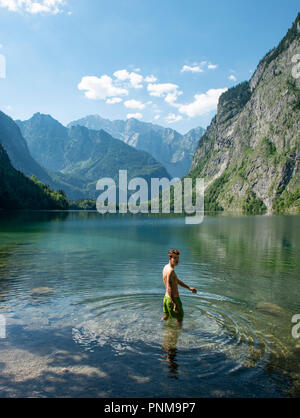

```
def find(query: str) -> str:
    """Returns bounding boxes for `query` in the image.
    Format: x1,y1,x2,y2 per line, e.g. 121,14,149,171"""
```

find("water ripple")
71,291,289,377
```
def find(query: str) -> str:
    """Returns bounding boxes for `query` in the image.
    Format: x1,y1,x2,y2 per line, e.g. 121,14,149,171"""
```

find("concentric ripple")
71,291,289,372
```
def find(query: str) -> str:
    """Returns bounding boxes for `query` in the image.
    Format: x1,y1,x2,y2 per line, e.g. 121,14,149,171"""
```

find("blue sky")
0,0,299,133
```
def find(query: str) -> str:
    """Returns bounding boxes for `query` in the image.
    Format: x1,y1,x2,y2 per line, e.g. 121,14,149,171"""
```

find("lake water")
0,211,299,398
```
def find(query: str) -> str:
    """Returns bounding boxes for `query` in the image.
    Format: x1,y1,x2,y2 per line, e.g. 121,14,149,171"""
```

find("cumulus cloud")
145,74,158,83
126,113,142,120
147,82,179,97
165,113,183,124
147,82,183,106
78,75,128,100
207,63,218,69
177,88,227,117
114,69,143,89
124,99,146,110
0,0,66,14
165,91,183,105
106,97,123,104
181,64,204,73
181,61,218,73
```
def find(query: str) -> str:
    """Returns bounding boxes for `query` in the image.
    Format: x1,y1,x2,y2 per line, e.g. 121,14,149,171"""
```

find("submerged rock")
256,302,287,317
31,287,56,296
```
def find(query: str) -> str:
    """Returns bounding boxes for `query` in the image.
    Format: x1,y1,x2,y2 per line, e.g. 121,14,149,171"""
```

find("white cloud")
106,97,123,104
145,74,158,83
78,75,128,100
147,82,180,98
124,99,146,110
153,114,160,120
126,113,142,120
128,72,143,89
113,69,128,81
181,61,218,73
114,69,143,89
228,74,237,82
181,65,204,73
0,0,66,14
165,91,183,105
147,82,183,106
165,113,183,124
147,83,183,107
177,88,227,117
207,63,218,70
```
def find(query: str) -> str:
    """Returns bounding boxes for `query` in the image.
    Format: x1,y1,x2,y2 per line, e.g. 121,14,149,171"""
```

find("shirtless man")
162,249,197,323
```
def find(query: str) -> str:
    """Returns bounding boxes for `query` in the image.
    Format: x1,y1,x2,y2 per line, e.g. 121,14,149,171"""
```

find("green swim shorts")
163,296,184,319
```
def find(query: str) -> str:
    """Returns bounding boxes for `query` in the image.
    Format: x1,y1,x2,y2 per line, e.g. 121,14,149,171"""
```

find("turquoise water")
0,211,299,397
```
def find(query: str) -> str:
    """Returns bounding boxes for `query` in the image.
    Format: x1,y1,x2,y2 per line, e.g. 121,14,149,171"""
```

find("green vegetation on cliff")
187,13,300,215
0,144,69,211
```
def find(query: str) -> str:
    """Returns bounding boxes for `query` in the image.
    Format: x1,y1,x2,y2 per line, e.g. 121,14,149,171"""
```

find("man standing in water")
163,249,197,323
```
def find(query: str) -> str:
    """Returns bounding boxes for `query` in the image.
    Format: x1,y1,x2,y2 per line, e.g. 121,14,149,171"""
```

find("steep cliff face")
189,14,300,214
0,111,53,185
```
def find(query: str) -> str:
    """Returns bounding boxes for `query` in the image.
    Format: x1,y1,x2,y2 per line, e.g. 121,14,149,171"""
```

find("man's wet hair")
168,249,180,258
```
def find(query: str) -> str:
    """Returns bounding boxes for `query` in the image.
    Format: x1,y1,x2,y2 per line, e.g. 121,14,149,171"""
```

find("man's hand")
190,287,197,294
173,304,179,313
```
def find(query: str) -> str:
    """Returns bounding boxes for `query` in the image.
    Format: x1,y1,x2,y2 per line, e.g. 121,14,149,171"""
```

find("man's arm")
178,279,197,293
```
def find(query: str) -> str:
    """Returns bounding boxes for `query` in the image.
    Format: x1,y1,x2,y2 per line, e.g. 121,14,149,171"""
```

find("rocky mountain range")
1,13,299,214
68,116,205,178
16,113,171,200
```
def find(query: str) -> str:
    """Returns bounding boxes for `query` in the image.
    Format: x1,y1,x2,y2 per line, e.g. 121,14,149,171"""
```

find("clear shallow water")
0,211,299,397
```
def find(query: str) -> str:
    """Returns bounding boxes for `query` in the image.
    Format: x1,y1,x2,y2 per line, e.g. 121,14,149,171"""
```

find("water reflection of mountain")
0,212,69,303
180,215,300,396
181,215,300,311
0,244,17,304
0,211,69,226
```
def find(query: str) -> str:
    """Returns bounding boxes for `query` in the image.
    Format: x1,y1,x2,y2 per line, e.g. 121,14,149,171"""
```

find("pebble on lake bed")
30,287,56,296
256,302,287,317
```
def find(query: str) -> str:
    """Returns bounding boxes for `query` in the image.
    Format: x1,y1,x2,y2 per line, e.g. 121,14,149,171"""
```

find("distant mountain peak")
68,114,205,178
16,112,171,200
